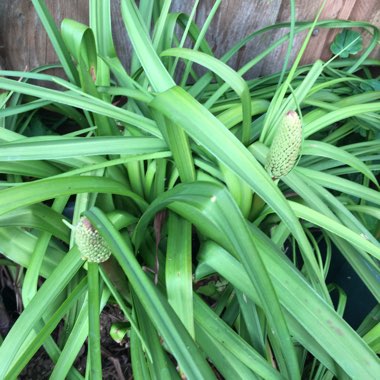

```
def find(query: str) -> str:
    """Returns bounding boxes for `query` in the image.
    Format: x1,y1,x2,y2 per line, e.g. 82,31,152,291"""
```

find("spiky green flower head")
265,110,302,179
75,217,112,263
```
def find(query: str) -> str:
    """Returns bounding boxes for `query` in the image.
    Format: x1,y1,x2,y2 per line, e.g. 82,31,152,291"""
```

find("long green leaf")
161,48,251,144
133,181,300,379
302,140,378,185
0,204,69,242
166,212,194,337
0,176,147,217
194,294,282,380
0,227,64,276
150,85,327,296
0,136,167,160
288,201,380,260
31,0,79,83
197,241,380,379
298,168,380,205
87,263,102,378
0,78,160,137
0,248,83,378
121,0,195,183
85,207,217,380
6,278,87,379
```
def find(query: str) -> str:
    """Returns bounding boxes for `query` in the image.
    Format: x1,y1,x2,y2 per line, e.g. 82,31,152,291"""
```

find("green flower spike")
265,110,302,179
74,217,112,263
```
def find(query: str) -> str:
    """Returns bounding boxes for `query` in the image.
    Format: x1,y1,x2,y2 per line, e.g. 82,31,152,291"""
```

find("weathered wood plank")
303,0,367,64
192,0,283,77
1,0,379,77
349,0,380,60
258,0,322,76
301,0,357,64
111,0,130,68
1,0,89,71
0,0,6,69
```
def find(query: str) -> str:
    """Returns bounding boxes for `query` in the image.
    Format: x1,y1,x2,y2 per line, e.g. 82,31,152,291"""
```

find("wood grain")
258,0,322,76
349,0,380,60
1,0,88,71
1,0,379,77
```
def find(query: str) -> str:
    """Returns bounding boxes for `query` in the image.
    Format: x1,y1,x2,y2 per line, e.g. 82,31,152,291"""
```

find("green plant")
330,29,363,58
0,0,379,379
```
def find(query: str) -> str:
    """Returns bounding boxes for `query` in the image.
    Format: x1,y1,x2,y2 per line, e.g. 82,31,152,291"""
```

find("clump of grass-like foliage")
0,0,379,379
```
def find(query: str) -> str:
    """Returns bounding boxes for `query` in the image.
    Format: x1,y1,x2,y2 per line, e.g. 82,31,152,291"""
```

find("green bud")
75,217,111,263
265,110,302,179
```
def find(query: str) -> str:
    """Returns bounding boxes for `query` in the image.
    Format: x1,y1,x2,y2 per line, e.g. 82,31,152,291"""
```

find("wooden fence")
1,0,379,77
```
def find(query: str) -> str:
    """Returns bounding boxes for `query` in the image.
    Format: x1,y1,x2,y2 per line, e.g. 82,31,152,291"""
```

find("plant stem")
87,262,102,379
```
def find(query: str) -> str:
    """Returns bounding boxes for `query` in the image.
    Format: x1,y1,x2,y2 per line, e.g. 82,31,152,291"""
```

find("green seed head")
75,217,112,263
265,110,302,179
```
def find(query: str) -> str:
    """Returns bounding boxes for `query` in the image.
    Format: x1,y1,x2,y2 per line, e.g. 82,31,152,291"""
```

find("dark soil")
18,305,132,380
0,264,132,380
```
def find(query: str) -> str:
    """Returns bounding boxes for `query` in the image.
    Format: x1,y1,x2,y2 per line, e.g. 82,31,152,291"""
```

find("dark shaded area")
326,246,377,329
282,233,377,330
18,304,132,379
0,277,132,380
